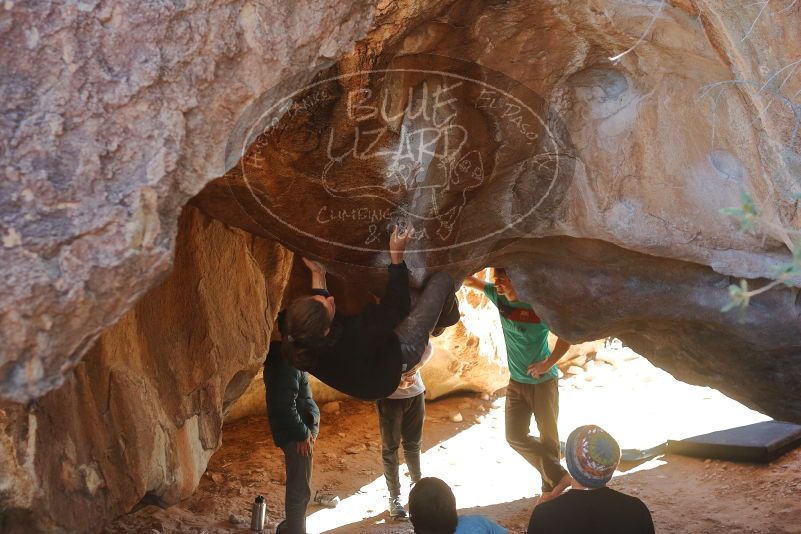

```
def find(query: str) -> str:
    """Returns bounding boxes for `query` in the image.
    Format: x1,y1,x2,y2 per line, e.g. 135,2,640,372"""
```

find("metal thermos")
250,495,267,532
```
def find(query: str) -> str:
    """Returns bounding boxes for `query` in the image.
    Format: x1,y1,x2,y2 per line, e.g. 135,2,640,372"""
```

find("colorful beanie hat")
565,425,621,489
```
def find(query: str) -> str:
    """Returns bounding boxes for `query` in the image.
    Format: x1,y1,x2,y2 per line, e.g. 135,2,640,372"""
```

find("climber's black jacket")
306,262,410,401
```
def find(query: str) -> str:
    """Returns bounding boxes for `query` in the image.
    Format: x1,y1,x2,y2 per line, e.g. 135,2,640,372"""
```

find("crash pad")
666,421,801,463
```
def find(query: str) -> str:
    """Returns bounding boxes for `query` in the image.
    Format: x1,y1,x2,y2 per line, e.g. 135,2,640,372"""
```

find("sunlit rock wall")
0,207,292,533
0,0,376,402
3,0,801,531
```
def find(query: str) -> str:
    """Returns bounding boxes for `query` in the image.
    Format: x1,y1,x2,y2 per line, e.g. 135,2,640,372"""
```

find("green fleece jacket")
264,341,320,448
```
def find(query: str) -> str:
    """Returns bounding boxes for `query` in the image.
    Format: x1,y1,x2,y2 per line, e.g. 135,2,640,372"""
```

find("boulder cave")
1,0,800,532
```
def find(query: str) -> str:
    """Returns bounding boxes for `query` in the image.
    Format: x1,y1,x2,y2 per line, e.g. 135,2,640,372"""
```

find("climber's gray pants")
394,272,455,371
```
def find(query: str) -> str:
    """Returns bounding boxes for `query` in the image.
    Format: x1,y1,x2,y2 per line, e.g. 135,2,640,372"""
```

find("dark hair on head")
494,267,508,277
408,477,458,534
280,296,331,370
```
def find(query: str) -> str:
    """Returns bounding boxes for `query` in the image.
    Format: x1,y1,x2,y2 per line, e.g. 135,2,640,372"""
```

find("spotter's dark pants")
376,393,425,498
276,443,313,534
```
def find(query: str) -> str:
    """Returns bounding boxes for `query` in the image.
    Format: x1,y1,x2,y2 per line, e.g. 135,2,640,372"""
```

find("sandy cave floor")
106,350,801,534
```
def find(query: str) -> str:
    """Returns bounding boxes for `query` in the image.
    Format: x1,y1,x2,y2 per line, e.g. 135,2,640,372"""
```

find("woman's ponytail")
279,296,330,370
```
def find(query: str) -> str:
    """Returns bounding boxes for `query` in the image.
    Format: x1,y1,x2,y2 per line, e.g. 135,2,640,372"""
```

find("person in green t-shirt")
464,268,573,503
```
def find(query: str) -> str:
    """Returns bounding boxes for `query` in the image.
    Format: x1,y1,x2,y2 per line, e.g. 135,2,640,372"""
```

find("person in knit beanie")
566,424,621,488
527,425,655,534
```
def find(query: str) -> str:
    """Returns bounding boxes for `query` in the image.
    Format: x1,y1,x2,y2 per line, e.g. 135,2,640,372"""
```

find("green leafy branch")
720,192,801,320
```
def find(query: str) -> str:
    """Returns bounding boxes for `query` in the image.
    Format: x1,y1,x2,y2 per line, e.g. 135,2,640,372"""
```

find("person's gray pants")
505,379,567,492
277,443,313,534
376,393,425,498
394,272,455,371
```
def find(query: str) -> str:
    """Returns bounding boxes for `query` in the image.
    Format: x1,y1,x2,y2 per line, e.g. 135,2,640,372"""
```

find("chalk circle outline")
234,59,569,254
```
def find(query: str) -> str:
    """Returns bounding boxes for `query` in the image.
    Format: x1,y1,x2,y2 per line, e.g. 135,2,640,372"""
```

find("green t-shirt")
484,284,557,384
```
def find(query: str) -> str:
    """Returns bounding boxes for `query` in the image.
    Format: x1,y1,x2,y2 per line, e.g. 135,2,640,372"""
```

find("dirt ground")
107,352,801,534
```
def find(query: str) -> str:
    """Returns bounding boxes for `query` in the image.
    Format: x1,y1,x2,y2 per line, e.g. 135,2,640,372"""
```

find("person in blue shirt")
409,477,507,533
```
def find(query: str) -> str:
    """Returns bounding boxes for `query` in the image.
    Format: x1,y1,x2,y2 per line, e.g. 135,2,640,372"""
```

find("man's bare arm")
550,338,571,362
398,343,434,388
302,257,327,290
462,276,487,291
528,337,572,377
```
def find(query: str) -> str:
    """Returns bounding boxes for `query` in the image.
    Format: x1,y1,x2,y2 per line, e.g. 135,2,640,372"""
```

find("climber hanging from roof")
277,221,460,401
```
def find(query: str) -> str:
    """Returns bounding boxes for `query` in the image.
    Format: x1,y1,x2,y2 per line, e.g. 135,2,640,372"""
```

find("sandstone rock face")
195,0,801,421
495,237,801,421
2,0,801,530
0,207,292,533
421,286,512,400
0,0,376,402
